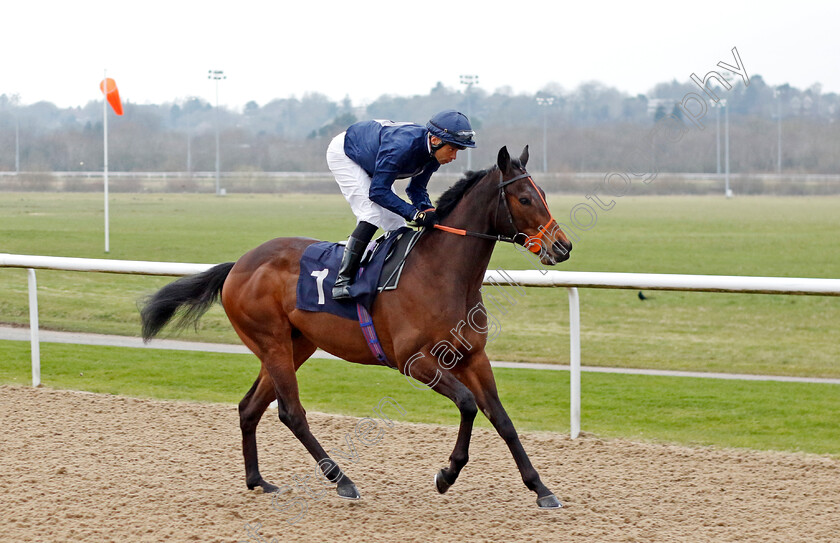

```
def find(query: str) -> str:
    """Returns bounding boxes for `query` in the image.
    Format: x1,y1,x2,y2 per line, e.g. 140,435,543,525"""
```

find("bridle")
434,167,559,254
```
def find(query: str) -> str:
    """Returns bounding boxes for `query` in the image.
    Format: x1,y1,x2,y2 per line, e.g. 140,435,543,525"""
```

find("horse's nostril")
553,240,572,256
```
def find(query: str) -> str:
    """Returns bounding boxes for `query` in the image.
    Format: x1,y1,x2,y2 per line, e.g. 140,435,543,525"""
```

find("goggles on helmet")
428,120,476,146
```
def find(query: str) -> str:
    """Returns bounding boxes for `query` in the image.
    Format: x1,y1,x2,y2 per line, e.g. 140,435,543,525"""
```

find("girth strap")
356,303,395,368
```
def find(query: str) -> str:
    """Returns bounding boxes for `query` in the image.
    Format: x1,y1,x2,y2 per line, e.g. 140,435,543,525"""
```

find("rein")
432,170,558,254
433,224,517,244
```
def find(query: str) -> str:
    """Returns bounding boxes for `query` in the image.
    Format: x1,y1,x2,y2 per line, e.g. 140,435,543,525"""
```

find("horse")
140,145,573,509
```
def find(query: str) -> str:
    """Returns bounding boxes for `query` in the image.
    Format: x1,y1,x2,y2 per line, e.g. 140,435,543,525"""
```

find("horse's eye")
519,198,531,205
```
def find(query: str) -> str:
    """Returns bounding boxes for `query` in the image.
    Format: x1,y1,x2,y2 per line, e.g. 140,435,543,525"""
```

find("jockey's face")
431,136,462,165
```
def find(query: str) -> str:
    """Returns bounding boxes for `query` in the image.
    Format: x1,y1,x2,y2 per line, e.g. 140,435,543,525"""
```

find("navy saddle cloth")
295,227,421,321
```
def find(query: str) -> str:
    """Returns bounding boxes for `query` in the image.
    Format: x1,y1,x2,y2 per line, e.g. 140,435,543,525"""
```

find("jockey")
326,109,476,300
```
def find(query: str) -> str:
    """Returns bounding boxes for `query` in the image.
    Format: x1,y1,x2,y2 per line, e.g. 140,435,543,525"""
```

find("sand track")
1,385,837,542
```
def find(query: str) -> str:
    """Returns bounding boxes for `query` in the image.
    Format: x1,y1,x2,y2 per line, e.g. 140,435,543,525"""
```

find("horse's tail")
140,262,235,342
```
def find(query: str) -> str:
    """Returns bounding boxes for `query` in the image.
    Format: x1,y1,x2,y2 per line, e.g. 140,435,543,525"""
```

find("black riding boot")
332,222,377,301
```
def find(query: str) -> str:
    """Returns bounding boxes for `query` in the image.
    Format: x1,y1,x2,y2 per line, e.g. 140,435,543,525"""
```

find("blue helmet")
426,110,476,149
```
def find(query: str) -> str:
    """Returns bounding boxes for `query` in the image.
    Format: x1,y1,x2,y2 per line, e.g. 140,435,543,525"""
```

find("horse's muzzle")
540,239,572,265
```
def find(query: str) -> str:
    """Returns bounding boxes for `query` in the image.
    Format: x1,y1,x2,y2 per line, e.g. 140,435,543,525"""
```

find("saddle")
374,227,424,292
295,227,423,321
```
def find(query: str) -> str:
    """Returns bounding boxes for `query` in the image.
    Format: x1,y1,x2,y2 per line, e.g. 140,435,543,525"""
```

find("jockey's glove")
408,208,439,229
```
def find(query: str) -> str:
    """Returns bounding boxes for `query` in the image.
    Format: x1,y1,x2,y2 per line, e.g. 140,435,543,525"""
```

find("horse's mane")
435,159,523,219
436,169,488,219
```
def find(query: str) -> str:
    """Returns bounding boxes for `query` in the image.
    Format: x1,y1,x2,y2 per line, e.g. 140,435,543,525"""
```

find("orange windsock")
99,78,124,116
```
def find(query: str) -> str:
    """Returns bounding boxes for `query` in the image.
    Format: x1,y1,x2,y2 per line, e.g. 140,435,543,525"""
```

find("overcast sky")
4,0,838,110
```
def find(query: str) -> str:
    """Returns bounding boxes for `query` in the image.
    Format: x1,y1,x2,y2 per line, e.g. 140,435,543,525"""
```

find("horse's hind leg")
259,336,361,500
239,368,279,492
239,336,349,495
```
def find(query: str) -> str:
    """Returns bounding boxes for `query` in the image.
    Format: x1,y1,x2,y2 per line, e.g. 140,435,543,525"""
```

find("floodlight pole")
185,97,196,176
775,87,782,174
460,74,478,171
723,98,731,198
536,96,555,173
715,101,721,175
714,72,736,198
208,70,226,196
15,117,20,174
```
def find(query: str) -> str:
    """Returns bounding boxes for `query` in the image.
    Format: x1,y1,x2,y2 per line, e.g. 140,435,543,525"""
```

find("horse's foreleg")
403,354,478,494
458,356,562,509
239,369,278,492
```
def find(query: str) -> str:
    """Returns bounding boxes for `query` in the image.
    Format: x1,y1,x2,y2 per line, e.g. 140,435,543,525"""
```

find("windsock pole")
103,69,110,253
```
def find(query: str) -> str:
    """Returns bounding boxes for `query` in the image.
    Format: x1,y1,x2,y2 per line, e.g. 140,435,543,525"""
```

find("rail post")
27,268,41,387
568,287,581,438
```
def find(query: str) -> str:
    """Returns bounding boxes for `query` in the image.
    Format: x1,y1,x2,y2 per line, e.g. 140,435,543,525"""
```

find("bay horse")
140,146,572,508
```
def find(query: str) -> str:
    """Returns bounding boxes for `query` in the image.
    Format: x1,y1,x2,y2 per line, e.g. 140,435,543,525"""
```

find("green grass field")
1,342,837,456
1,192,839,455
2,192,839,376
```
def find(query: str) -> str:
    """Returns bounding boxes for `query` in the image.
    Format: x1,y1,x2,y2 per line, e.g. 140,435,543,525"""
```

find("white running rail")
3,252,840,438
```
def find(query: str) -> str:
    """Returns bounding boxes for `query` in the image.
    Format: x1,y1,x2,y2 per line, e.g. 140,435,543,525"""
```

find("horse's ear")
497,146,511,173
520,145,529,168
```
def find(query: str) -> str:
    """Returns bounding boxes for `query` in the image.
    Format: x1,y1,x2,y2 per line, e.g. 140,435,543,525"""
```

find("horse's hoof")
434,469,452,494
337,483,361,500
536,493,563,509
247,479,279,494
